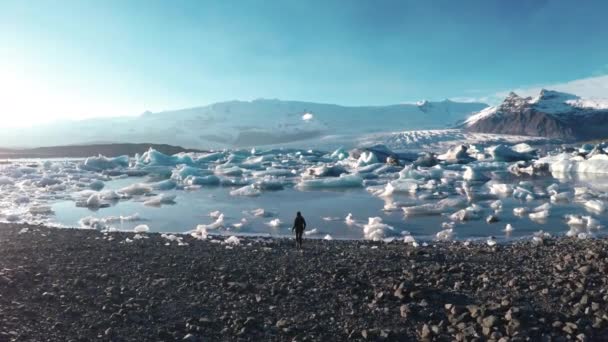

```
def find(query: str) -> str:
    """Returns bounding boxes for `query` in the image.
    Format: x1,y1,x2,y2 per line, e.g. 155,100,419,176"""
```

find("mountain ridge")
464,89,608,140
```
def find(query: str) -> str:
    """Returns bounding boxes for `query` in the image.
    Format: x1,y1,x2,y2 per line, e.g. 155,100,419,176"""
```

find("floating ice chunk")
230,185,261,197
150,179,177,191
119,183,153,196
100,190,121,201
252,168,293,177
0,177,13,186
532,230,550,245
463,166,489,181
185,175,220,186
403,234,416,245
584,216,603,229
133,234,145,240
254,178,284,191
297,174,363,189
442,221,455,230
487,144,534,162
450,204,483,222
529,210,549,222
490,200,503,210
133,224,150,233
144,194,176,206
486,236,497,247
197,214,224,230
18,227,29,234
250,208,273,217
437,145,475,164
86,193,103,208
81,155,129,171
138,148,194,166
584,199,605,213
304,164,347,178
376,179,418,197
513,207,528,216
304,228,318,236
362,217,394,241
511,143,536,154
550,192,570,203
436,228,454,241
209,210,222,219
345,213,357,226
215,165,243,177
124,238,133,243
323,234,333,241
266,218,282,228
534,203,552,212
489,183,514,196
171,165,213,181
322,216,341,221
36,177,61,187
330,147,348,160
356,151,378,167
191,227,208,240
302,112,314,121
486,215,499,223
232,218,248,229
504,224,514,233
224,236,241,245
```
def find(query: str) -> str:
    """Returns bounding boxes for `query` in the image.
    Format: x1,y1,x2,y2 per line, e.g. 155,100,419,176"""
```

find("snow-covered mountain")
464,90,608,140
1,99,487,149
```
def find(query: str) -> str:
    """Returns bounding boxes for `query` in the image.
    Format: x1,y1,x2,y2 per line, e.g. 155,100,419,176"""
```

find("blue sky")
1,0,608,125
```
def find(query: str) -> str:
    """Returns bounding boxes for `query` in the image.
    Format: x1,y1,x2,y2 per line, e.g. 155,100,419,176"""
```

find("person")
292,211,306,249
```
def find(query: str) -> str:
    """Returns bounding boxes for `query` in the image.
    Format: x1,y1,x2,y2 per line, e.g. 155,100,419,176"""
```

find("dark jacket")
293,216,306,231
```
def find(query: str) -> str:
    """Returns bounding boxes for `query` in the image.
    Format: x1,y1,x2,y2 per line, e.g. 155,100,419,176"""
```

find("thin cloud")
454,74,608,106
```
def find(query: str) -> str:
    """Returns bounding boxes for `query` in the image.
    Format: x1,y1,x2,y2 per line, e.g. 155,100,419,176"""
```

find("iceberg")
266,218,282,228
133,224,150,233
436,228,454,241
81,155,129,171
143,194,176,206
119,183,153,196
185,175,220,186
362,217,394,241
230,185,261,197
584,199,606,213
138,148,195,166
297,174,363,189
487,144,534,162
197,214,224,230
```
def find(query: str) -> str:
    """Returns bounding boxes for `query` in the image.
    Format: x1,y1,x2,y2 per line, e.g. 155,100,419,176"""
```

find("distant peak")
536,89,579,102
505,91,520,99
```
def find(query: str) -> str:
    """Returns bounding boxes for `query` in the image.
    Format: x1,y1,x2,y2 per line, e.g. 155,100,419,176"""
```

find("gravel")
1,223,608,341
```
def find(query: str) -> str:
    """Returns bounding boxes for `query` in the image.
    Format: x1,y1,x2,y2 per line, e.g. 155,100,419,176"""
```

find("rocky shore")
1,223,607,341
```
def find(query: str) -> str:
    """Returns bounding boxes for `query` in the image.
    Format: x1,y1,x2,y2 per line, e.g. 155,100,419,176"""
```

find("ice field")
2,134,608,244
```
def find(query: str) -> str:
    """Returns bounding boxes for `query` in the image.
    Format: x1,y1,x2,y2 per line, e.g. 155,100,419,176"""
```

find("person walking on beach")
292,211,306,249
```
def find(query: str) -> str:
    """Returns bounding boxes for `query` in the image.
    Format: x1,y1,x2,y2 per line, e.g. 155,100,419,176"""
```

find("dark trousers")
295,228,304,248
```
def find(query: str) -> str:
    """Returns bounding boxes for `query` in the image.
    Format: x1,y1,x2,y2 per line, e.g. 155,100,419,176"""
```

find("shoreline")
1,222,607,341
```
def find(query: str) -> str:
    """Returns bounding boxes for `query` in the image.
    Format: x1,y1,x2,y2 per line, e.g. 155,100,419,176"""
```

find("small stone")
420,324,431,338
394,287,406,300
276,319,289,329
400,305,410,318
482,315,497,328
467,305,481,318
578,265,591,275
